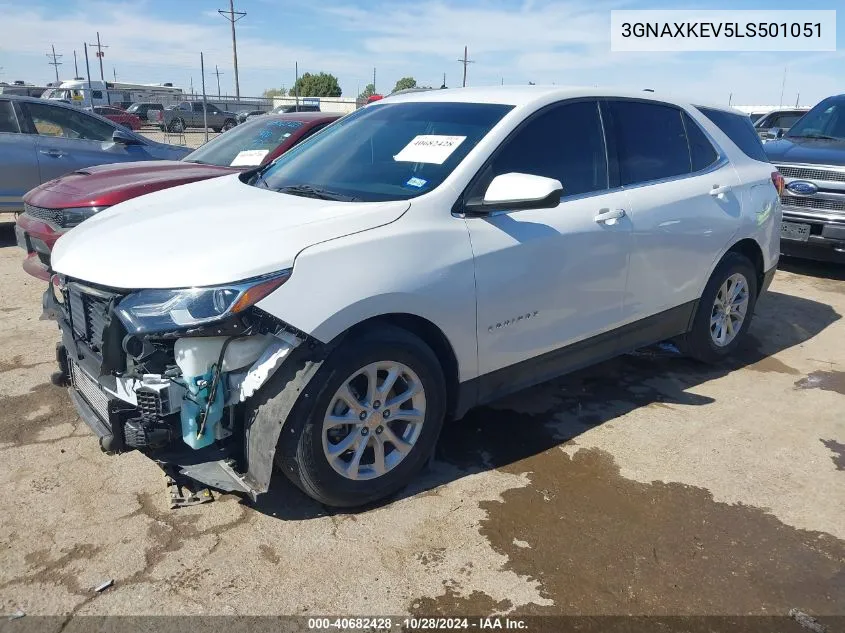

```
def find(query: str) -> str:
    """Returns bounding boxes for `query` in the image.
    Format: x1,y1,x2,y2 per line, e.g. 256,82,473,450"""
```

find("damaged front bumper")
44,277,308,499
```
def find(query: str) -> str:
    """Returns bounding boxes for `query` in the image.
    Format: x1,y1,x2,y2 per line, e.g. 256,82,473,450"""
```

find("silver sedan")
0,95,191,214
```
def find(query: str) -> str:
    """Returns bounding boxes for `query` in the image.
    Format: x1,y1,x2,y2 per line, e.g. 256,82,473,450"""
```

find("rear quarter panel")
691,109,781,282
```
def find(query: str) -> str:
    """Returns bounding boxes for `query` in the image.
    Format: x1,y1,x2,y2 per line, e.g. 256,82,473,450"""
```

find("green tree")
288,72,342,98
391,76,417,93
358,83,376,100
262,87,284,98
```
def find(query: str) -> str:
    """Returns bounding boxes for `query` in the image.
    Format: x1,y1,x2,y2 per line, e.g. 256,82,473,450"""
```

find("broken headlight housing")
115,270,291,334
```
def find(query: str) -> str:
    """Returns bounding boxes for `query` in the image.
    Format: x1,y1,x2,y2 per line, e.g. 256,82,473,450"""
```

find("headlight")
63,206,109,227
115,270,291,334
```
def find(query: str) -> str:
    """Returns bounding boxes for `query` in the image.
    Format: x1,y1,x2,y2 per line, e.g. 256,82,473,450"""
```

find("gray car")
158,102,238,133
0,95,191,214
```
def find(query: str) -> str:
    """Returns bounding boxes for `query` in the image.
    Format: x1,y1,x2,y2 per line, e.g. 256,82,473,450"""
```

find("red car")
16,112,340,280
92,106,143,131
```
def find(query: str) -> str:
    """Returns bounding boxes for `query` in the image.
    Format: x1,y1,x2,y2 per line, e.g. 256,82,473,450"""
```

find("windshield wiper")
276,184,359,201
790,133,839,140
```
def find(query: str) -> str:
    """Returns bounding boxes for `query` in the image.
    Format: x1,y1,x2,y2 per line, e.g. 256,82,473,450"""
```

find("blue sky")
0,0,842,106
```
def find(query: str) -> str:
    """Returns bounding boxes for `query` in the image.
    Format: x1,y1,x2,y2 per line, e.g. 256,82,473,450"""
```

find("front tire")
221,119,235,131
261,326,447,507
168,118,185,133
679,252,758,363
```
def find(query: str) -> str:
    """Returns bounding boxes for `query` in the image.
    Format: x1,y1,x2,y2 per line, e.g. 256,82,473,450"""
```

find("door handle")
594,208,626,224
710,184,732,197
39,149,66,158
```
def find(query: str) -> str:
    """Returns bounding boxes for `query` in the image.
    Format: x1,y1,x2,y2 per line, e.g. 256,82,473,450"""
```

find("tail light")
771,171,785,196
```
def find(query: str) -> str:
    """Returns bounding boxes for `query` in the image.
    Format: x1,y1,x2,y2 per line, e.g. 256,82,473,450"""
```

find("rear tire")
678,252,758,363
168,118,185,133
259,325,446,508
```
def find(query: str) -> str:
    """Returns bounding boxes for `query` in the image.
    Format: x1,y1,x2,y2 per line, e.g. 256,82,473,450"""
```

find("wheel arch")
343,313,462,419
725,237,765,292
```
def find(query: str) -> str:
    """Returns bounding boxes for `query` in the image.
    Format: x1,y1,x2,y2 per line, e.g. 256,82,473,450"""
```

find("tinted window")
0,100,19,133
23,102,115,141
787,97,845,140
773,113,804,129
258,102,513,202
697,106,768,162
608,101,690,185
91,90,103,99
683,112,719,172
185,117,307,167
478,100,607,198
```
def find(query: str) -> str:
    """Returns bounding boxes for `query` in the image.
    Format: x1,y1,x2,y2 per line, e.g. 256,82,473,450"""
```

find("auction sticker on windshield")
394,135,466,165
231,149,270,166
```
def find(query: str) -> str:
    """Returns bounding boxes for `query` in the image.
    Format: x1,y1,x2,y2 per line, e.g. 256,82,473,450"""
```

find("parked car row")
16,111,340,279
13,86,790,511
0,95,190,216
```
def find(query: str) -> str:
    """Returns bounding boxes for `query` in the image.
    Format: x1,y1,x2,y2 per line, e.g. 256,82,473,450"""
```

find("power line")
457,46,474,88
218,0,245,102
46,44,63,85
213,65,224,99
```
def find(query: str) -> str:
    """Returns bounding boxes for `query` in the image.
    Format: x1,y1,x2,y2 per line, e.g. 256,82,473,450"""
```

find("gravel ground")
0,219,843,623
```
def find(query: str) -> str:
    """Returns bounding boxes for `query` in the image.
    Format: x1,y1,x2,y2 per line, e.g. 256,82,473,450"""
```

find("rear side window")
683,112,719,172
696,106,768,162
607,100,690,185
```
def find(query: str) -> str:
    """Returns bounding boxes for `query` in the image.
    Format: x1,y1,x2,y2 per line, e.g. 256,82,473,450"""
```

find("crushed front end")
43,271,307,499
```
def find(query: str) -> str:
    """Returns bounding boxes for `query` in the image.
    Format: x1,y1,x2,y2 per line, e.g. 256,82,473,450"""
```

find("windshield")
254,101,514,202
184,116,306,167
787,97,845,140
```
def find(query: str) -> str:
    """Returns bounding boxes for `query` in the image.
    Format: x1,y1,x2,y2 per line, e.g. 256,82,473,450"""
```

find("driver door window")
474,100,609,199
23,102,114,141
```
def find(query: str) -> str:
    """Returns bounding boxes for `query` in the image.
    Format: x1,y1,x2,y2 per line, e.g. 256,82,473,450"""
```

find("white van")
42,80,183,109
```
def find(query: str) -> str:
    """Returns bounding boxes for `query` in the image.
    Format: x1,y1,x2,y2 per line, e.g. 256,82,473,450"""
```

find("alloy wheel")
322,361,426,481
710,272,749,347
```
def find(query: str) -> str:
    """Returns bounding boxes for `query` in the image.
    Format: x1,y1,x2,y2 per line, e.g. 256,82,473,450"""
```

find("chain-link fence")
139,129,221,149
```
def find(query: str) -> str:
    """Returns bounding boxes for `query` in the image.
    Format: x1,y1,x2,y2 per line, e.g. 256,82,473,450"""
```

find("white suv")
47,87,782,507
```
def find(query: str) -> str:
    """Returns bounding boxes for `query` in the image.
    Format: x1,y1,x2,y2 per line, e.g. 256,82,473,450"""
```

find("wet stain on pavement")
821,439,845,471
0,354,48,373
795,370,845,396
0,382,77,446
258,544,281,564
422,443,845,616
0,544,101,596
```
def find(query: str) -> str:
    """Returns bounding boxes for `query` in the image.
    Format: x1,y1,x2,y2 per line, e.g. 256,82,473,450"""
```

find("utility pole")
73,50,79,79
441,72,446,89
87,32,108,82
113,67,117,82
46,45,63,85
213,65,224,99
83,44,94,108
200,52,209,144
295,61,299,107
779,65,787,107
457,46,474,87
373,67,376,94
218,0,245,102
87,32,110,103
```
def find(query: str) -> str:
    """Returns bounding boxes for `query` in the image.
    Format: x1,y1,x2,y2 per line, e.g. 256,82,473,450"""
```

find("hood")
51,174,411,289
764,136,845,166
25,161,236,209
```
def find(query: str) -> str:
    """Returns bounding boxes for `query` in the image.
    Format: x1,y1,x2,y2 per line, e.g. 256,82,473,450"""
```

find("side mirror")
766,127,784,140
112,129,142,145
464,173,563,215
